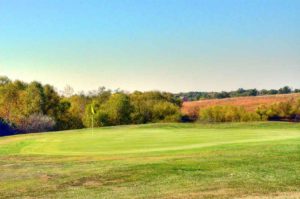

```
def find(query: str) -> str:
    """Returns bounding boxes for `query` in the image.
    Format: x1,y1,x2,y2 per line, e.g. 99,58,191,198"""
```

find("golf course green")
0,122,300,198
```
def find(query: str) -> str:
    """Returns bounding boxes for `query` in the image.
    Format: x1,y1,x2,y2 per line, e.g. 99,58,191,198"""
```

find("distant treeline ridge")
175,87,300,101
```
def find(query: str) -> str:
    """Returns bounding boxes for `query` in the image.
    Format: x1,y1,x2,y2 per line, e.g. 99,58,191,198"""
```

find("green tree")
66,95,89,128
0,81,25,125
104,93,132,125
43,84,61,119
152,101,181,122
278,86,292,94
21,82,45,117
0,76,11,86
130,91,153,124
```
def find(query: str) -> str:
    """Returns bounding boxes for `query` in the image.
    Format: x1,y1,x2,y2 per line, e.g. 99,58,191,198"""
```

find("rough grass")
181,93,300,116
0,122,300,198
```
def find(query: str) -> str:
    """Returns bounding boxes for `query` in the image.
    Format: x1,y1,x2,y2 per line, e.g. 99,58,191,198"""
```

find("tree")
237,88,246,95
269,89,279,95
129,91,182,123
130,91,153,124
0,81,24,125
21,81,45,117
248,89,258,96
0,76,11,86
66,95,89,128
260,89,269,95
104,93,132,125
54,100,72,130
152,101,181,122
278,86,292,94
43,84,61,118
294,89,300,93
95,110,110,127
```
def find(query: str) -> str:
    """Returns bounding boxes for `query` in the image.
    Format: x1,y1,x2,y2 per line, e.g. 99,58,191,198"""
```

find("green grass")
0,122,300,198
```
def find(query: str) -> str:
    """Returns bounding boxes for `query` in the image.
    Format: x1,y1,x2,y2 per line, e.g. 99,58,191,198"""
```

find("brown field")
181,93,300,116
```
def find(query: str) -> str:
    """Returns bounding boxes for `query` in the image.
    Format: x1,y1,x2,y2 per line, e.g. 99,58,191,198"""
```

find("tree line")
176,86,300,101
1,76,300,136
198,99,300,123
0,76,181,136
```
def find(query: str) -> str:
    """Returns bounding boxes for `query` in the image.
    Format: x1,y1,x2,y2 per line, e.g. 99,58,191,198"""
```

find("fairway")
1,122,300,198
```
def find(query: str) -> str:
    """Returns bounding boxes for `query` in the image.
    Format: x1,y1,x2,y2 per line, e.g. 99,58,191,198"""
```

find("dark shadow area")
0,118,17,136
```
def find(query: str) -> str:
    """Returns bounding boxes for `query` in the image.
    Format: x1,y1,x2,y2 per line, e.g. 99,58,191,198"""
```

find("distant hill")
182,93,300,117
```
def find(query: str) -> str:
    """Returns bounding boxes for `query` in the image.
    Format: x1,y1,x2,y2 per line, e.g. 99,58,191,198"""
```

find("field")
182,93,300,116
0,123,300,199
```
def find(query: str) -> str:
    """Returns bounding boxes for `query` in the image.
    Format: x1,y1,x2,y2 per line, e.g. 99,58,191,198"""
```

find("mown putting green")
0,122,300,198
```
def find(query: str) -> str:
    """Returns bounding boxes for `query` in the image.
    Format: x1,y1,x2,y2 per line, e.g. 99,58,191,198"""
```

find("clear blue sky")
1,0,299,92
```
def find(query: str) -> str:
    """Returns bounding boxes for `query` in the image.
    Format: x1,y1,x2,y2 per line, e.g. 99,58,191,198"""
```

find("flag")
91,104,95,115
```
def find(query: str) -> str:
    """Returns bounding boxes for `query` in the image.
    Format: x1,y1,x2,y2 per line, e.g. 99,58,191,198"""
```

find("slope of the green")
0,122,299,198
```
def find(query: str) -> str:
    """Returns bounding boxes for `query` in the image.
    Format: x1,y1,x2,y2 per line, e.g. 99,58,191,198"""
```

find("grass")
0,122,300,198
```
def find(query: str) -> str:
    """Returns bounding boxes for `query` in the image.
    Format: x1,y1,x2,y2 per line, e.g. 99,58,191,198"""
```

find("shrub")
292,99,300,115
104,93,132,125
199,106,261,123
18,113,56,133
95,110,110,127
152,101,181,122
256,99,299,121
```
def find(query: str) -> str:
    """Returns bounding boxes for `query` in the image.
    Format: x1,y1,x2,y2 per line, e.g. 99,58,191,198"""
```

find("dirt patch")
83,180,103,188
40,174,52,182
237,192,300,199
163,188,236,199
163,190,300,199
59,175,126,189
163,189,300,199
39,174,59,183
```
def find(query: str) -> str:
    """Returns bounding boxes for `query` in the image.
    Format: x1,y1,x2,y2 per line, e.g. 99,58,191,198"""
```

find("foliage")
104,93,132,125
95,110,110,127
0,80,25,125
0,78,80,133
152,101,181,122
199,106,261,122
256,99,300,121
199,99,300,123
83,91,182,128
18,113,56,133
129,91,181,124
4,75,299,134
176,86,297,101
0,79,83,133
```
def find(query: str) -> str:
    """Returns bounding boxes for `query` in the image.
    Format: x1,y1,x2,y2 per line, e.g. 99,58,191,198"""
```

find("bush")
292,99,300,115
56,114,84,130
152,101,181,122
199,106,261,123
256,99,299,121
18,113,56,133
104,93,132,125
95,110,110,127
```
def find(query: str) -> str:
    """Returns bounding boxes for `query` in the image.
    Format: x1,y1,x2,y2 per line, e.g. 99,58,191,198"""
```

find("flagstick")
92,114,94,135
91,103,95,136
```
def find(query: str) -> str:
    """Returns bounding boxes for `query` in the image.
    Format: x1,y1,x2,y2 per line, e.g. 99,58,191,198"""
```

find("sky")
0,0,299,93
